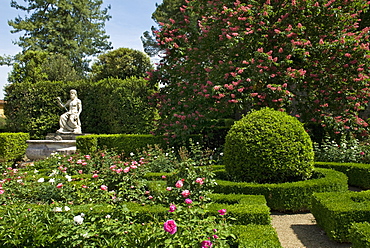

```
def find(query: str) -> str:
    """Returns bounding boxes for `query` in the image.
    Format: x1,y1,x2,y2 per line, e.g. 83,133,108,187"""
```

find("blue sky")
0,0,162,99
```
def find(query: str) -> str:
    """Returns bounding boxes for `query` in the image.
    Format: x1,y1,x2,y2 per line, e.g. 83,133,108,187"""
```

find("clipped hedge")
231,224,282,248
311,190,370,242
315,161,370,189
76,134,167,156
0,133,29,162
5,78,157,139
213,167,348,212
349,222,370,248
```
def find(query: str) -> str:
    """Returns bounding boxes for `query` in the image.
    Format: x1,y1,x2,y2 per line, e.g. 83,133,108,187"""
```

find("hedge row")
315,161,370,189
0,133,29,162
311,190,370,242
212,167,348,212
0,193,280,247
76,134,168,156
349,222,370,248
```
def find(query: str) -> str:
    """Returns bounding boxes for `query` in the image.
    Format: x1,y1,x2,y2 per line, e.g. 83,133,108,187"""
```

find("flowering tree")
149,0,370,141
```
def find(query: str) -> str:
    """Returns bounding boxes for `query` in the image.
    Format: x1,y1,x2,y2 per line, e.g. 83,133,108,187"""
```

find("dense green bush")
312,191,370,242
4,78,157,139
315,161,370,189
349,222,370,248
76,134,168,156
0,133,29,162
213,167,347,212
224,108,314,183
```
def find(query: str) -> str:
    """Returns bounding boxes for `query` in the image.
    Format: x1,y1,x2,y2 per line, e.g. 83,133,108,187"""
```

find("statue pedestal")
26,133,91,160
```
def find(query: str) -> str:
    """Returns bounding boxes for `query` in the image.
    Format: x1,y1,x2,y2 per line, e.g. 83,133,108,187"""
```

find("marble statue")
56,89,82,134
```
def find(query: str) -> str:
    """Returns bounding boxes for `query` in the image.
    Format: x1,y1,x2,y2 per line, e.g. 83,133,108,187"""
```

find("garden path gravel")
271,212,351,248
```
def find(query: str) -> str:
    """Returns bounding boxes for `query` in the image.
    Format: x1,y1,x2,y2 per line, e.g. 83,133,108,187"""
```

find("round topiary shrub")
223,108,314,183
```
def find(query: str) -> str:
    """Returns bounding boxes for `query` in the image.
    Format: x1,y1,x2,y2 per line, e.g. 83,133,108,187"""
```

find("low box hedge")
311,190,370,242
231,224,282,248
349,222,370,248
315,161,370,189
213,167,348,212
76,134,167,155
0,132,29,162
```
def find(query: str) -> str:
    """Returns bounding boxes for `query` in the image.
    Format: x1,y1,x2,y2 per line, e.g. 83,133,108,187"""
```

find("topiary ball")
223,108,314,183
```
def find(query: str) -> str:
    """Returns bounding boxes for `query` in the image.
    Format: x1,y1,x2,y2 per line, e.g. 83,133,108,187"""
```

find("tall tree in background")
9,0,112,75
149,0,370,141
90,48,153,81
141,0,184,57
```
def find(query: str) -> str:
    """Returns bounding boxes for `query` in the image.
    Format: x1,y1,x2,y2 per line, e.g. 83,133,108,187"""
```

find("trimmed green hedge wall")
76,134,168,156
213,167,348,212
0,133,29,162
311,190,370,242
349,222,370,248
315,161,370,189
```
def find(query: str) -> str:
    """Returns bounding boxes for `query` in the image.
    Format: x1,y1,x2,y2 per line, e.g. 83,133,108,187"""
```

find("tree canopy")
9,0,112,74
90,48,153,81
149,0,370,141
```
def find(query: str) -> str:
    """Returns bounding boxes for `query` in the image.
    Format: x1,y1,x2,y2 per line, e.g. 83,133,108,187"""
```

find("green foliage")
315,161,370,189
0,133,29,162
8,51,81,84
213,167,348,212
312,191,370,242
0,147,277,247
149,0,370,140
314,136,370,163
77,134,167,156
0,117,7,132
9,0,112,74
224,108,314,183
90,47,153,81
4,78,157,138
349,222,370,248
230,224,283,248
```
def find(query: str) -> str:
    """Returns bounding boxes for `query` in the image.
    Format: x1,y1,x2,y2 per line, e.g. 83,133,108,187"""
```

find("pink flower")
92,174,99,178
100,185,108,191
78,170,83,174
175,180,183,188
163,220,177,234
56,183,63,188
84,155,91,159
201,240,213,248
195,178,204,185
148,195,153,199
218,209,227,215
162,175,166,179
166,187,172,191
81,185,88,188
123,167,130,173
0,190,5,194
169,204,176,212
185,199,193,204
181,190,191,198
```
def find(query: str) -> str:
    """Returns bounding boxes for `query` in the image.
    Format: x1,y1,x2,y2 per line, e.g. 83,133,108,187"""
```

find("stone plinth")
26,140,76,160
45,133,88,140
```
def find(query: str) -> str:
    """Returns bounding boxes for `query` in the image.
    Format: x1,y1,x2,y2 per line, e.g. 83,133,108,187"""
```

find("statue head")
70,89,77,99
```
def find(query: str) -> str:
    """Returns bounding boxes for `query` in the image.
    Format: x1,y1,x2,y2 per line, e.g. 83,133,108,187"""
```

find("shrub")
0,133,29,162
315,161,370,189
213,167,347,212
311,191,370,242
224,108,314,183
349,222,370,248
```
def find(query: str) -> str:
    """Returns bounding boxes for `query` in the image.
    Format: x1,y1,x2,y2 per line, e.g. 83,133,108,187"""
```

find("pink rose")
195,177,204,185
0,190,5,194
163,220,177,234
201,240,213,248
175,180,183,188
169,204,176,212
92,174,99,178
166,187,172,191
100,185,108,191
181,190,191,198
56,183,63,188
123,167,130,173
185,199,193,204
218,209,227,215
81,185,88,188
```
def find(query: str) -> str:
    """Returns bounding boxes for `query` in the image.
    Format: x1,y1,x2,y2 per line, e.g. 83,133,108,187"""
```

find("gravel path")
271,212,351,248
